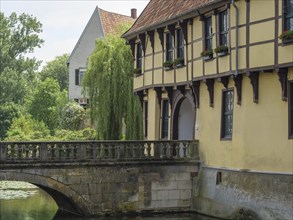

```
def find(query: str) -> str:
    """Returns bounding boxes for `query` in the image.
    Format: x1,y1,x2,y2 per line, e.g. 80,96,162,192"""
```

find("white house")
67,7,136,106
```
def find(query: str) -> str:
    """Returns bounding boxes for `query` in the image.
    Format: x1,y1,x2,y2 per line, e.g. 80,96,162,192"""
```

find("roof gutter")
232,0,239,76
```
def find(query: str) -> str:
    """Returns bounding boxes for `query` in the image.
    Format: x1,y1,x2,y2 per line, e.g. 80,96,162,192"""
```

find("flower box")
133,68,142,76
279,30,293,44
163,61,173,70
201,49,213,61
173,58,184,67
214,45,229,57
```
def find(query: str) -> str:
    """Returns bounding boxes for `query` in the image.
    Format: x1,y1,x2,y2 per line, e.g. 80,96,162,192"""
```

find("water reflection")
0,181,219,220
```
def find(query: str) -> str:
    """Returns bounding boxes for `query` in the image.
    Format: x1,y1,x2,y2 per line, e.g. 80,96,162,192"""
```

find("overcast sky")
0,0,149,67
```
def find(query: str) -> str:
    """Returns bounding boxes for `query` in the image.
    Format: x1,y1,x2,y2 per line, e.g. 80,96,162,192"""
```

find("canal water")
0,181,219,220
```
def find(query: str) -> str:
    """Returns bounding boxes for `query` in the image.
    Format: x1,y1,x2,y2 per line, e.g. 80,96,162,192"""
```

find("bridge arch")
0,171,91,217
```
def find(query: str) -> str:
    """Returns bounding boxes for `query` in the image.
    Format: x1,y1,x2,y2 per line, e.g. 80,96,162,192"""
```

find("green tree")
0,12,44,77
5,114,50,141
0,67,28,104
83,35,143,140
27,78,67,133
59,101,86,130
39,54,69,91
0,102,21,140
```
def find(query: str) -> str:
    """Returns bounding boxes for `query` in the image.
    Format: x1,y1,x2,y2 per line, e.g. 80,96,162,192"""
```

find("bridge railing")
0,140,199,162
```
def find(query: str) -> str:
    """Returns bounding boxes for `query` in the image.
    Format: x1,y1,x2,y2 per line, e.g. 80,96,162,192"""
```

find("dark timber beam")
192,81,200,108
233,74,243,105
248,71,259,103
147,30,155,53
205,78,214,107
277,67,288,101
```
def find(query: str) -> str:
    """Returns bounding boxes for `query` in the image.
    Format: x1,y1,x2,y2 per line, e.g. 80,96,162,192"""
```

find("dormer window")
177,29,184,59
205,16,213,50
136,42,142,71
166,32,174,62
219,10,228,46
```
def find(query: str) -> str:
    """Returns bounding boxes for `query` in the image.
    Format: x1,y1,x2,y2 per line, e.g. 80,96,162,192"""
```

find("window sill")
220,137,232,141
134,74,143,77
281,38,293,45
217,52,229,57
164,67,174,71
203,56,214,62
175,64,186,69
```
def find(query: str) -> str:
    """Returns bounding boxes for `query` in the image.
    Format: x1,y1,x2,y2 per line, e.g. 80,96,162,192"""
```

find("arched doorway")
172,91,196,141
178,98,195,140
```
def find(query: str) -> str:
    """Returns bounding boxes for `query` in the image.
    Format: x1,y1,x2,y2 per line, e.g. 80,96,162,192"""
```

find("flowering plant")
214,45,228,53
279,30,293,40
201,49,213,57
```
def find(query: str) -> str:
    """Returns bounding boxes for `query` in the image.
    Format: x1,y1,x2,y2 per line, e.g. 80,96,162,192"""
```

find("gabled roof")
123,0,216,39
68,6,135,63
99,8,134,36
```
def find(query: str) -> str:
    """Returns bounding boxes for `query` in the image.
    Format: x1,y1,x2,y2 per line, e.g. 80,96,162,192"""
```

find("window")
166,32,173,62
75,69,85,86
177,29,184,59
219,10,228,46
289,82,293,138
284,0,293,31
205,16,213,50
161,100,169,139
144,102,148,138
221,90,234,139
136,42,142,71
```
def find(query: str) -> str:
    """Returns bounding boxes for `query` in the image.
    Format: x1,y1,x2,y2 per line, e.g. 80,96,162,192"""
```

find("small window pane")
222,90,234,139
177,29,184,59
205,17,213,50
220,10,228,46
136,43,142,70
166,33,173,62
162,100,169,139
285,0,293,30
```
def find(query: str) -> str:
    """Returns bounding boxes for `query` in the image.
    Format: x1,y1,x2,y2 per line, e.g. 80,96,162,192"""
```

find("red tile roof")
99,8,135,36
123,0,215,38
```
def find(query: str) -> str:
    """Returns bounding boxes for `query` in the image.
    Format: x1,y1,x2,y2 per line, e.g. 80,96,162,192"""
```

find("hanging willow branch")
83,34,143,140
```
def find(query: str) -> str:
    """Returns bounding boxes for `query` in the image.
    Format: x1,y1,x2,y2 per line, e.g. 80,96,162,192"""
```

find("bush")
59,101,86,130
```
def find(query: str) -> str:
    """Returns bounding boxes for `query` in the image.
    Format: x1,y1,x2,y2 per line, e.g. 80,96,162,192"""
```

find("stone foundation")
192,167,293,220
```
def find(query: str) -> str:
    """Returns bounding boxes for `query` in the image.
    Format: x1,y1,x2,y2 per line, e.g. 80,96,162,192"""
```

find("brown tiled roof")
99,8,135,36
123,0,215,38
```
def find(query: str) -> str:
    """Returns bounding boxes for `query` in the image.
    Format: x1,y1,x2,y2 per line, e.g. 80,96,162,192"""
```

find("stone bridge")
0,140,200,217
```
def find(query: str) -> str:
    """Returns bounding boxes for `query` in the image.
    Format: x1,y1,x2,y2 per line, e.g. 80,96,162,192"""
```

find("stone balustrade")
0,140,199,162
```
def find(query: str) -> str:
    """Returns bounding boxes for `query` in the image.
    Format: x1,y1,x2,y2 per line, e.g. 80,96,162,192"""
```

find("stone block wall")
192,167,293,220
0,161,199,216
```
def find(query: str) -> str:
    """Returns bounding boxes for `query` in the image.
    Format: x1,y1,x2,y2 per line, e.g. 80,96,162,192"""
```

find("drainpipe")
232,0,239,76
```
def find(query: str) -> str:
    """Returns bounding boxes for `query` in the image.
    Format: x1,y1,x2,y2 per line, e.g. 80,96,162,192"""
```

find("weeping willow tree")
83,34,143,140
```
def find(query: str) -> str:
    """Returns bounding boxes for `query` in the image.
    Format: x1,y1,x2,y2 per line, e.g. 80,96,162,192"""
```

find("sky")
0,0,149,67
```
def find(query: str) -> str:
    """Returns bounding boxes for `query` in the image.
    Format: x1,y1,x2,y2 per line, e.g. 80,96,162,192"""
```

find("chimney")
131,8,137,19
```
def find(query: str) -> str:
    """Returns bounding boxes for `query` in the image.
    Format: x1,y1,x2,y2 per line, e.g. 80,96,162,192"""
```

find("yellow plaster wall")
133,76,143,90
250,21,275,44
250,0,274,22
154,53,162,69
218,55,230,73
278,45,293,64
250,43,274,68
230,27,246,48
164,71,175,84
147,89,160,140
154,32,162,54
204,59,217,76
153,69,162,85
230,0,246,27
196,72,293,172
144,71,152,86
176,67,187,83
194,60,203,78
145,55,152,72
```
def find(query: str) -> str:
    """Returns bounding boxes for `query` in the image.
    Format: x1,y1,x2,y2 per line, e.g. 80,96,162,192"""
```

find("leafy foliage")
53,128,97,141
59,101,86,130
5,115,50,141
0,12,44,76
83,34,143,140
39,54,69,91
27,78,67,133
0,67,28,104
0,103,21,140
